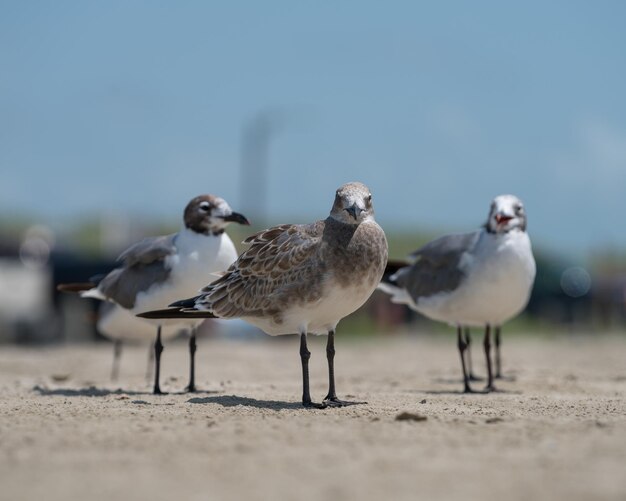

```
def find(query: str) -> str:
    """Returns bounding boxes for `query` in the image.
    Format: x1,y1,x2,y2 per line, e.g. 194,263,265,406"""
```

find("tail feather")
382,259,409,285
56,282,96,293
169,295,201,308
377,281,402,296
136,307,217,320
378,260,417,308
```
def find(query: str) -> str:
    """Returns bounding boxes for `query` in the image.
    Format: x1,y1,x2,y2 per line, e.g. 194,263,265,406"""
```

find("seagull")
138,182,388,408
59,194,249,394
96,301,180,382
379,195,536,393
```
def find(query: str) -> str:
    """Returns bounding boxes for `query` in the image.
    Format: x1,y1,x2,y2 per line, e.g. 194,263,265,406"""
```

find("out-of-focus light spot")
19,225,55,269
560,267,592,298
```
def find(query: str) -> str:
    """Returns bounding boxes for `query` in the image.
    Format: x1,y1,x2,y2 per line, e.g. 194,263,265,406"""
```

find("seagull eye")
199,203,211,212
515,204,523,213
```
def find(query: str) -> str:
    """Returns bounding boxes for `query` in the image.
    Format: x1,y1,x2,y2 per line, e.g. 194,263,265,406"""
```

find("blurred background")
1,1,625,344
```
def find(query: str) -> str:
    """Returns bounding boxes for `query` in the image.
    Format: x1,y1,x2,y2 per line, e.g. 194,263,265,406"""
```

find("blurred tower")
239,110,282,226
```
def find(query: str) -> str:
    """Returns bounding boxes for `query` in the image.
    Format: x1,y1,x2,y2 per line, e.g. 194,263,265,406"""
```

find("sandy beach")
1,332,625,501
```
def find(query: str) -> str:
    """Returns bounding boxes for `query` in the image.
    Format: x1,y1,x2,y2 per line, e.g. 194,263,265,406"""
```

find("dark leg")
323,330,366,407
325,330,337,400
464,328,483,381
111,340,122,382
495,326,502,379
185,328,197,393
457,326,473,393
300,332,325,409
153,325,165,395
483,325,495,392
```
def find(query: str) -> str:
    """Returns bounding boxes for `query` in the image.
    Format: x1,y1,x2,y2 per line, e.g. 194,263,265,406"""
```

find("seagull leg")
457,326,474,393
464,327,483,381
323,330,366,407
483,325,496,392
300,332,326,409
111,340,122,382
153,325,166,395
185,327,197,393
494,326,502,379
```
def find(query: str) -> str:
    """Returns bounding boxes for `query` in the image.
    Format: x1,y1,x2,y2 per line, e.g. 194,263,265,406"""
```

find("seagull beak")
345,203,362,220
222,212,251,225
495,213,513,225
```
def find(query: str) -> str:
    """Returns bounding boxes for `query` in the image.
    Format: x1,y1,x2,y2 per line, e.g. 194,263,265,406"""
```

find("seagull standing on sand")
62,195,249,393
379,195,535,393
139,182,388,408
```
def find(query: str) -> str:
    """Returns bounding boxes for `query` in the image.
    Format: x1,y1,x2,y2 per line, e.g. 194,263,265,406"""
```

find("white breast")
132,228,239,325
416,230,536,327
245,277,378,336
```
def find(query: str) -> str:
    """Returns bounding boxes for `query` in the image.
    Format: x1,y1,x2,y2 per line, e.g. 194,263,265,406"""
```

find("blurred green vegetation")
3,214,625,338
0,216,35,240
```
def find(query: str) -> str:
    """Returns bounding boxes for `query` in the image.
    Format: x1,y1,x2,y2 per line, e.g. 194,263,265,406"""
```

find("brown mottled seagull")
139,182,388,408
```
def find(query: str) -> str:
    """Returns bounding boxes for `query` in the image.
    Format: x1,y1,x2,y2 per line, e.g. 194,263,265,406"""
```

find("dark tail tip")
136,308,217,320
382,259,409,285
56,282,95,293
169,296,200,308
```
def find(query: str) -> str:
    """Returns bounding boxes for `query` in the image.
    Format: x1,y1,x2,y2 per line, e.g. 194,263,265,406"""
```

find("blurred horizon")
2,1,626,260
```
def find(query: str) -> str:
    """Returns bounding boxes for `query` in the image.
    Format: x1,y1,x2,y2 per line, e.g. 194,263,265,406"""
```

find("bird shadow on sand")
32,385,223,398
408,388,522,395
432,377,476,385
187,394,304,411
32,385,149,397
432,375,518,385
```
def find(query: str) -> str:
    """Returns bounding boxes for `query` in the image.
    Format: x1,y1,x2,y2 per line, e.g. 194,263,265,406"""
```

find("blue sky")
1,1,625,256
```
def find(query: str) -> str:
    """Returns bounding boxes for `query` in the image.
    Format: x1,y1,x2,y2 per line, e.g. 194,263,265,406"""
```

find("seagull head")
330,182,375,225
486,194,527,234
184,195,250,235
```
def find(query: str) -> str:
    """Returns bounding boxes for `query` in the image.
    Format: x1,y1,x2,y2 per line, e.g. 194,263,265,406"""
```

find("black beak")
222,211,251,225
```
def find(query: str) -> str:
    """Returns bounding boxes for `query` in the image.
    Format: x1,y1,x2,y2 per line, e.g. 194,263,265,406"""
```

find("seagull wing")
396,231,481,301
97,234,177,309
116,234,177,266
188,222,324,318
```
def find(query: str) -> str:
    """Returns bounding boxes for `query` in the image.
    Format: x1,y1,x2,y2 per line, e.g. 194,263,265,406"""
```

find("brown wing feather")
195,222,325,319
